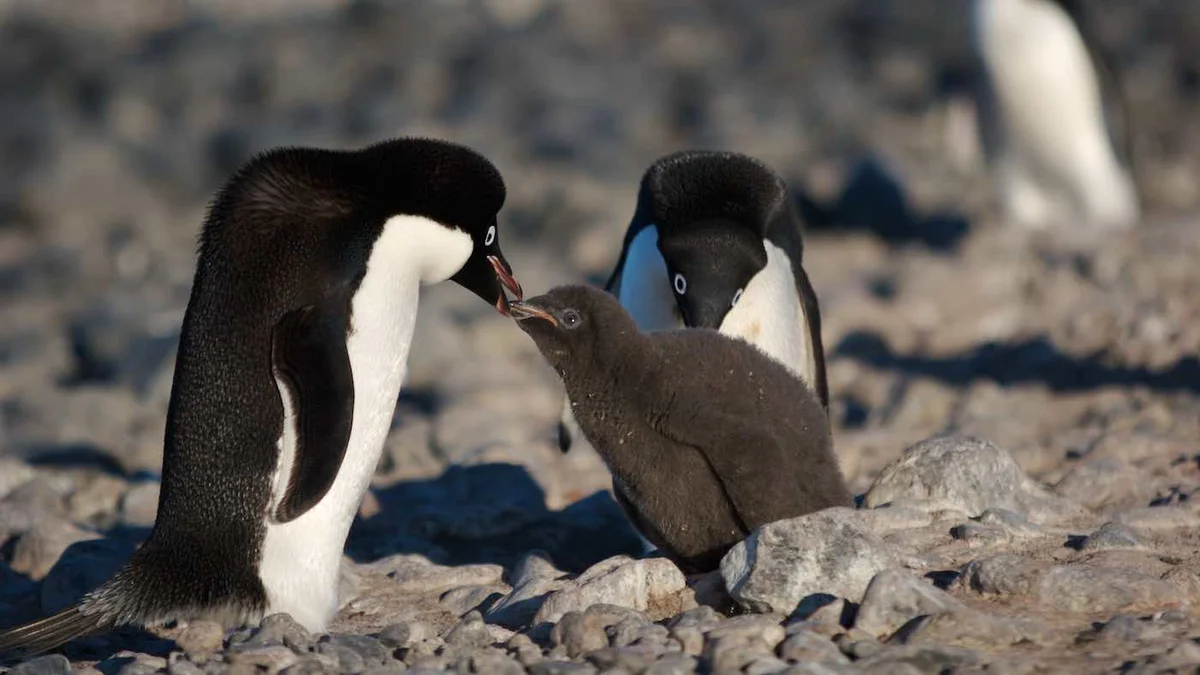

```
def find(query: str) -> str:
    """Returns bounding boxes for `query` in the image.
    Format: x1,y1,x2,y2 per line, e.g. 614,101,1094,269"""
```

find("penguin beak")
489,255,524,306
509,301,558,326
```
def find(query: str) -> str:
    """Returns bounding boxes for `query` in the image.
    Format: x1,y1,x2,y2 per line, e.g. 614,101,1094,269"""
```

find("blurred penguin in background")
971,0,1140,232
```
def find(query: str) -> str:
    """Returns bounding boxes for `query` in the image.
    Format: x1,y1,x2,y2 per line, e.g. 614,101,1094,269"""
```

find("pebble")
854,569,963,637
118,481,160,527
526,661,598,675
9,517,100,580
8,655,71,675
316,639,366,674
487,551,570,628
176,620,225,654
369,554,505,594
228,645,300,674
551,611,608,658
584,645,660,672
439,583,509,616
245,614,313,652
863,436,1085,524
1053,459,1153,511
466,648,526,675
643,653,699,675
324,634,392,667
777,629,849,664
377,620,433,649
721,507,897,614
533,555,690,624
442,610,496,653
1080,521,1141,550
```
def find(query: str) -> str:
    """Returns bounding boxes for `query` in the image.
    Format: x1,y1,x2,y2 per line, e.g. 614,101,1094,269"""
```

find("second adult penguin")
0,137,524,656
513,285,852,574
559,150,829,453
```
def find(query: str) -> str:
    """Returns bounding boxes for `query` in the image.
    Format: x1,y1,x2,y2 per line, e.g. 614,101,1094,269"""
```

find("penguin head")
638,150,791,329
510,284,635,376
359,138,523,312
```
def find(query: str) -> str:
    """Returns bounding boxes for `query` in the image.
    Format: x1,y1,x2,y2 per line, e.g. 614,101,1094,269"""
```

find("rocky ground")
2,1,1199,673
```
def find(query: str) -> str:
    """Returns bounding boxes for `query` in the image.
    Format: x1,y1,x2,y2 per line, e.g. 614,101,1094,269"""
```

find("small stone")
957,554,1050,597
855,569,964,637
119,481,160,527
167,658,205,675
467,648,525,675
609,619,668,649
440,584,508,616
702,616,787,674
534,556,690,624
1115,505,1200,530
326,634,391,667
443,611,495,652
584,645,659,672
643,652,699,675
863,436,1085,524
10,518,101,580
670,625,705,656
378,620,432,649
317,639,366,674
854,644,982,672
278,658,329,675
1081,521,1141,551
9,654,71,675
551,611,608,658
777,628,848,664
527,662,597,675
890,610,1034,649
176,620,225,654
506,633,544,666
667,606,722,632
949,521,1011,545
1038,566,1181,614
247,614,313,652
228,645,299,673
1096,615,1161,642
744,656,791,674
487,552,570,628
720,507,897,615
1054,459,1153,510
706,616,786,649
368,554,504,593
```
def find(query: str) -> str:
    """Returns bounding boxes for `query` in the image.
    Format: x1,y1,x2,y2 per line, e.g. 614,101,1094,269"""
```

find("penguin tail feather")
0,605,107,659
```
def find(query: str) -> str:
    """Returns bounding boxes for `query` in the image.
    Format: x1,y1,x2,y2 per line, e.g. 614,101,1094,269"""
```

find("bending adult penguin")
558,150,829,455
513,285,851,573
971,0,1139,231
0,138,524,656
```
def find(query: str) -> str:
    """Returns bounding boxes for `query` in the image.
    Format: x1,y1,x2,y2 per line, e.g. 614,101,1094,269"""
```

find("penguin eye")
672,273,687,296
484,225,496,246
561,309,582,328
731,288,744,307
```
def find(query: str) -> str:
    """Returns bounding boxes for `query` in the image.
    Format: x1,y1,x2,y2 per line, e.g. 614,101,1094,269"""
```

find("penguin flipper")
0,605,107,659
271,303,355,523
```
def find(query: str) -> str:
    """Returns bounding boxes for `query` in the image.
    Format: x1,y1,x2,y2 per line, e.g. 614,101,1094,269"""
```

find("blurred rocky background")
1,1,1199,672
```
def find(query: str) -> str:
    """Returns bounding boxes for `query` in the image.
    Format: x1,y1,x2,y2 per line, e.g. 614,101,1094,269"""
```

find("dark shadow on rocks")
21,443,135,479
349,463,644,574
795,155,971,253
834,330,1200,394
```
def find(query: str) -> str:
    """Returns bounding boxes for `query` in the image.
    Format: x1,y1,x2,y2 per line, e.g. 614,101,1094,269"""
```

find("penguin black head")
211,137,523,313
635,150,791,329
509,285,637,376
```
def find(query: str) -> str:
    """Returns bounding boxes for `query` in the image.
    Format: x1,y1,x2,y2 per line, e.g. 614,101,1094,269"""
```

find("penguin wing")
270,303,355,523
795,268,831,410
669,416,798,532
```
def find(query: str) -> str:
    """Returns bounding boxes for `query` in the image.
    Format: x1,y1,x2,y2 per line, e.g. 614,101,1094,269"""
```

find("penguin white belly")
258,216,471,631
973,0,1137,230
720,243,816,389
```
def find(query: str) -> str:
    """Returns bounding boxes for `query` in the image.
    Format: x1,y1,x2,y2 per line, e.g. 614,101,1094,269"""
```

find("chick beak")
509,301,558,326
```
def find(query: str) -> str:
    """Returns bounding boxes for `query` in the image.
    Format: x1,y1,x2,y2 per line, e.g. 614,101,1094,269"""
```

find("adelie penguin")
514,285,852,574
558,150,829,456
0,138,524,656
971,0,1139,231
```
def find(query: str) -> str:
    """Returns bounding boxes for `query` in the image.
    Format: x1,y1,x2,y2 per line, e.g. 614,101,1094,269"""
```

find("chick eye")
731,288,744,307
484,225,496,246
562,309,581,328
673,273,687,295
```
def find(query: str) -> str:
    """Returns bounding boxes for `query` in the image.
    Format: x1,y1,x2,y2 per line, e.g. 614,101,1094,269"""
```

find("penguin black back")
514,285,851,573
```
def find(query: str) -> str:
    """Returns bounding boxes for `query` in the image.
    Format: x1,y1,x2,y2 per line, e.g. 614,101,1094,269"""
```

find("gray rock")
278,660,332,675
889,608,1035,650
175,620,225,654
505,632,544,667
584,645,660,672
1081,521,1141,550
670,624,705,656
9,517,99,580
439,583,509,616
1116,505,1200,530
854,569,964,637
246,613,313,652
720,507,897,615
744,656,791,674
0,458,36,502
377,620,433,649
1054,459,1153,510
1095,615,1163,642
702,616,787,674
956,554,1050,597
443,611,495,652
551,611,608,658
167,657,205,675
1037,565,1182,614
643,652,699,675
118,481,160,527
326,634,391,667
533,555,690,624
466,648,525,675
777,629,848,664
317,639,366,674
228,645,301,673
854,644,982,673
949,521,1011,545
368,554,504,594
526,662,597,675
667,606,722,632
487,552,569,628
863,436,1086,524
609,618,668,649
9,655,70,675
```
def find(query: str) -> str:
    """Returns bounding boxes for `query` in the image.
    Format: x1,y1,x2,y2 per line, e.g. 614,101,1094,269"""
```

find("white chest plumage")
971,0,1138,230
258,215,472,631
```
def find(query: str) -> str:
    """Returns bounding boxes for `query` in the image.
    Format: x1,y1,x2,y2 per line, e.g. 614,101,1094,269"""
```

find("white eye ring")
731,288,744,307
484,225,496,246
673,273,687,295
